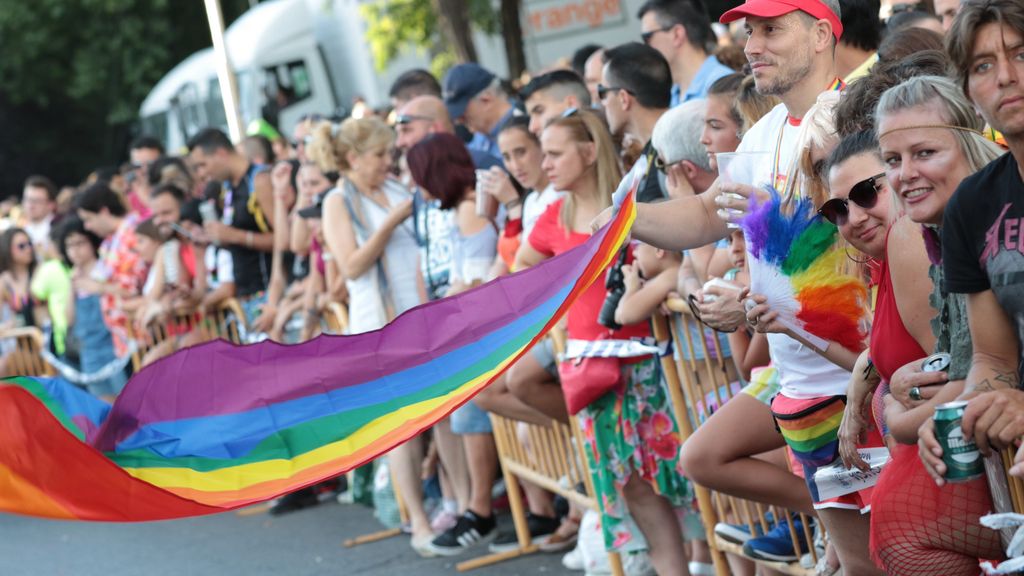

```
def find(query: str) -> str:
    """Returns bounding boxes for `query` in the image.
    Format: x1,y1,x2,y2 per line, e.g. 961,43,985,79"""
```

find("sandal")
540,515,580,552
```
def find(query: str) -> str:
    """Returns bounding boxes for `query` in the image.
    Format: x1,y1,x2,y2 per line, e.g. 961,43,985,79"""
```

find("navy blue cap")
443,63,496,121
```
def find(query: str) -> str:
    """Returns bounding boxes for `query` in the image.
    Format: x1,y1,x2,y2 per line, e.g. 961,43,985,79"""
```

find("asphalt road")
0,501,577,576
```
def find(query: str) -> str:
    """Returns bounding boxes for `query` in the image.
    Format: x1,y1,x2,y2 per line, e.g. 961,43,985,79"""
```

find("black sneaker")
428,510,497,556
268,488,319,516
488,513,560,553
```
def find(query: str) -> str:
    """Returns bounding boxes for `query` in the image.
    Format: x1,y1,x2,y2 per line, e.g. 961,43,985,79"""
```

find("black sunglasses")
596,84,632,101
641,26,674,44
817,172,885,226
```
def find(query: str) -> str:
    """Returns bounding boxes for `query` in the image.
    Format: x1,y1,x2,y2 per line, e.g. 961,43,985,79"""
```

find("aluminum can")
921,352,951,373
934,400,984,482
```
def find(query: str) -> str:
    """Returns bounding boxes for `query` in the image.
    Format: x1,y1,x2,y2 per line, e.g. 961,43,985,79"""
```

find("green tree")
361,0,526,80
0,0,249,193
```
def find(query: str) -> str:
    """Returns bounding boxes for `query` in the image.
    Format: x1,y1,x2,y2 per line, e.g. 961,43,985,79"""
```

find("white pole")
204,0,244,142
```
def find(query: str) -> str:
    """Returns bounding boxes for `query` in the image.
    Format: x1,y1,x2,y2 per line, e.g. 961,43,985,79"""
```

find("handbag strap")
340,180,397,321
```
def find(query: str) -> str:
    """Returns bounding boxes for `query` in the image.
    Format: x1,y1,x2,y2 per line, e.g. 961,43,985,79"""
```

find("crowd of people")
4,0,1024,574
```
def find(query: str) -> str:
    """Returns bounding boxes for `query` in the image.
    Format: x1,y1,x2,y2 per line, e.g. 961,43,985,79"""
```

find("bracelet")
505,197,523,210
246,231,254,248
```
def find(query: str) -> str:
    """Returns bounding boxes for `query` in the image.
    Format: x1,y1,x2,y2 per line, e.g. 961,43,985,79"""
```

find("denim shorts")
530,338,559,377
450,399,493,434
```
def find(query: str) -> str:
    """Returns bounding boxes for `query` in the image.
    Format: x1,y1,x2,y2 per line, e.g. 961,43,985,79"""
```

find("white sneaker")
562,545,585,571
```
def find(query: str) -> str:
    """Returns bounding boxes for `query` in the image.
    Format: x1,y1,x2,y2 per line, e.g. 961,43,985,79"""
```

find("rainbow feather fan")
0,191,637,522
741,187,868,352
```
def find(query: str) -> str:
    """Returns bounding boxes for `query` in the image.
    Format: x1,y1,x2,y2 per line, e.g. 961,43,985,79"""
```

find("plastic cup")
475,169,497,218
715,151,771,228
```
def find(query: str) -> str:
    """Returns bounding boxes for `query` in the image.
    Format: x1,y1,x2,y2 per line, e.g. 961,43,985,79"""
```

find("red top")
528,199,650,342
870,230,926,382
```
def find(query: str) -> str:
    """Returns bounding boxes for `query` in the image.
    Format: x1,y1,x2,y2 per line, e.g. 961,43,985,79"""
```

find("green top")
30,258,71,355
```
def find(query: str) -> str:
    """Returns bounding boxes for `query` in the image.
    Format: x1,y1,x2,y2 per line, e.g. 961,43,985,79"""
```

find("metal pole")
204,0,244,142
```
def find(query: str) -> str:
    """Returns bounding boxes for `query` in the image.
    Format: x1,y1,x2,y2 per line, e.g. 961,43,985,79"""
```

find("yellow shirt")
844,53,878,83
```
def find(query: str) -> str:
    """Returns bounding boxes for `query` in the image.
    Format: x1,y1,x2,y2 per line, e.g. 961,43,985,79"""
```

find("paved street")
0,501,576,576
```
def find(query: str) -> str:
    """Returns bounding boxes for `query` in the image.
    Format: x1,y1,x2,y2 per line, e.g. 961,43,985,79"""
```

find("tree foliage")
0,0,249,194
360,0,500,78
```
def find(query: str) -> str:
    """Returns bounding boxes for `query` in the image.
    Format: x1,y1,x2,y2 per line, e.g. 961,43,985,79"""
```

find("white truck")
139,0,647,151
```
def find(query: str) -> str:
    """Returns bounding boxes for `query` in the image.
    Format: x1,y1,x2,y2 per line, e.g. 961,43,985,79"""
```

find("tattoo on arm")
974,371,1020,392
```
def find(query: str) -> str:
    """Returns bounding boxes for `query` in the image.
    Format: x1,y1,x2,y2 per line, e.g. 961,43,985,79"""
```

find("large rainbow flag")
0,191,635,522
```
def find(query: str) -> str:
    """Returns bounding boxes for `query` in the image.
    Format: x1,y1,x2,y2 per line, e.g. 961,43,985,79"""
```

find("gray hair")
876,75,1003,175
652,99,712,172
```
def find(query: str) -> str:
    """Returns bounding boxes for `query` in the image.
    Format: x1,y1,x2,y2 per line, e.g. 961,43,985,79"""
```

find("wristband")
246,231,254,248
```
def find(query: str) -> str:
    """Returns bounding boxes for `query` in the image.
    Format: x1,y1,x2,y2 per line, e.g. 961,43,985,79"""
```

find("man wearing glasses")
638,0,734,107
599,43,674,203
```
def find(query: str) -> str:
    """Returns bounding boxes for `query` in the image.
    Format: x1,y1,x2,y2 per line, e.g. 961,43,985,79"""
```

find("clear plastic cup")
715,151,771,228
475,169,497,218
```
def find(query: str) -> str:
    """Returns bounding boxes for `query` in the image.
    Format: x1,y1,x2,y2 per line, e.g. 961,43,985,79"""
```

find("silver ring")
910,386,922,401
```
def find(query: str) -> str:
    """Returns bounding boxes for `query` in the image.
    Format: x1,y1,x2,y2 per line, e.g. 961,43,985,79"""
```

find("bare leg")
388,435,431,539
621,473,690,576
464,433,498,518
507,352,567,423
817,508,883,576
434,418,470,512
679,393,814,514
475,373,552,426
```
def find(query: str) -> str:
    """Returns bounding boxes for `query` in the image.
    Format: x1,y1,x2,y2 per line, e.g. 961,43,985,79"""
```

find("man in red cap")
596,0,886,573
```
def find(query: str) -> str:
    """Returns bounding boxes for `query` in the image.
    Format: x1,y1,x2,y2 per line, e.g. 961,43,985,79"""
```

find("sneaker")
268,488,320,516
713,511,774,545
742,517,810,562
411,534,438,558
562,545,585,571
488,513,560,553
428,510,497,556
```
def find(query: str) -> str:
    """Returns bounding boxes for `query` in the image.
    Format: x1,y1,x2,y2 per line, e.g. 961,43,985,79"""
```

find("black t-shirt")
942,151,1024,376
638,141,667,203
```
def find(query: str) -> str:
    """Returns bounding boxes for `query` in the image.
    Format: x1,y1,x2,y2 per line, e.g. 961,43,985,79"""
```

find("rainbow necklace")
770,78,846,197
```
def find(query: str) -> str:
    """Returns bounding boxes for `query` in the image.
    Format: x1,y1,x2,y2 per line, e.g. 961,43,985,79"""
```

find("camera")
597,248,631,330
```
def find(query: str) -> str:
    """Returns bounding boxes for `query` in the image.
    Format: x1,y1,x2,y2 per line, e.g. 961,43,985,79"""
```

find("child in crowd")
60,217,126,399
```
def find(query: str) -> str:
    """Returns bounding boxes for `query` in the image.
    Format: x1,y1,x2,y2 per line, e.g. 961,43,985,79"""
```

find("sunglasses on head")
395,113,434,126
817,172,885,226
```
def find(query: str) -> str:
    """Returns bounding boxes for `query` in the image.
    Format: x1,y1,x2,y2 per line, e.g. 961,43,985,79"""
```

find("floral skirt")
577,356,691,552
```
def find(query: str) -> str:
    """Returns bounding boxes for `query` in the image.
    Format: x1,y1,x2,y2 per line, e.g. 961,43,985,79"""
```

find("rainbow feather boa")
741,187,868,352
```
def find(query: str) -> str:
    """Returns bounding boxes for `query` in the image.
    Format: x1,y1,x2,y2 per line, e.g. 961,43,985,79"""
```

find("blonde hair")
876,75,1004,176
737,75,779,136
545,109,623,230
793,90,841,208
307,117,394,174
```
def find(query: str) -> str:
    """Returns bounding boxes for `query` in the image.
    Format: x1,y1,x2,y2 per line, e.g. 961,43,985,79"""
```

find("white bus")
139,0,646,151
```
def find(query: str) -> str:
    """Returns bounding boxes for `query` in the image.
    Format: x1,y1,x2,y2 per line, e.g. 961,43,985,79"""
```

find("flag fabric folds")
0,191,636,522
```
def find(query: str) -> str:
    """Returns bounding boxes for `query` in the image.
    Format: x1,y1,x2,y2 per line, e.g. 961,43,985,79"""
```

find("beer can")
921,352,951,373
934,400,984,482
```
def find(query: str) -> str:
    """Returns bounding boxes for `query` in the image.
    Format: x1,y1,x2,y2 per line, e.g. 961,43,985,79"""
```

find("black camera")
597,248,631,330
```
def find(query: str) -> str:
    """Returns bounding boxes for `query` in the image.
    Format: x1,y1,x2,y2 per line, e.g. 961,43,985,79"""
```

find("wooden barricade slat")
2,326,55,377
662,298,816,576
457,331,624,575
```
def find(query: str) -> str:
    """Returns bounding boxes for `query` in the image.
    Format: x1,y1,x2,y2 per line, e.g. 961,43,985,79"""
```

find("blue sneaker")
713,511,775,545
741,517,810,562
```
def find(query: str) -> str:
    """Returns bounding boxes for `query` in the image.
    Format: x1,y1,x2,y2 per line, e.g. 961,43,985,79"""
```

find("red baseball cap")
720,0,843,40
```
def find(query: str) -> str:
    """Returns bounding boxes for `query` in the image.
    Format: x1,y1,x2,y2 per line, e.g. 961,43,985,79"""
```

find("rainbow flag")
0,191,635,522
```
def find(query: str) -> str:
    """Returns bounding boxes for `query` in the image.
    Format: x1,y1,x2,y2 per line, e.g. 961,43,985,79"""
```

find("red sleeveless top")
869,229,927,382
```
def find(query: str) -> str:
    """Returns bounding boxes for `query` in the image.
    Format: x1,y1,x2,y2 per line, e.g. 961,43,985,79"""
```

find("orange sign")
527,0,624,35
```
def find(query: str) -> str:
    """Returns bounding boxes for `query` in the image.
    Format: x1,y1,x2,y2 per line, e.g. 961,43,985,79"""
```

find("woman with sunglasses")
0,228,39,377
516,108,690,575
864,76,1005,575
